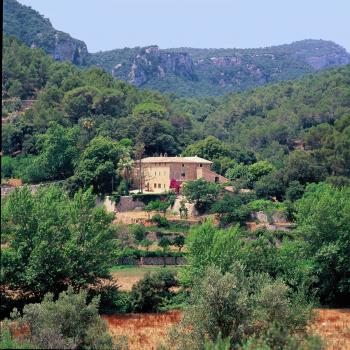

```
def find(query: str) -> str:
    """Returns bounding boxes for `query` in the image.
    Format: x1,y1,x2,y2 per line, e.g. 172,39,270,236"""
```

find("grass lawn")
110,265,180,290
145,224,192,234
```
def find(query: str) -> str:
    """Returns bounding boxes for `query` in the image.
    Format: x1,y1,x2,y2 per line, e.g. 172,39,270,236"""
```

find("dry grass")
310,308,350,350
104,308,350,350
102,311,181,350
110,266,176,291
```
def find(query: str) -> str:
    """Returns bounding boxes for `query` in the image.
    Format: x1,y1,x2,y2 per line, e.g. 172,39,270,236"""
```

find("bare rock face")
4,0,88,65
50,34,88,65
289,40,350,70
95,39,350,96
127,46,197,86
30,32,89,65
6,1,350,96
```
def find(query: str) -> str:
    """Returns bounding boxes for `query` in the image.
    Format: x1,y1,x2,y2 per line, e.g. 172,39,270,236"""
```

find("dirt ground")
103,308,350,350
311,308,350,350
110,266,177,291
113,210,203,225
102,311,181,350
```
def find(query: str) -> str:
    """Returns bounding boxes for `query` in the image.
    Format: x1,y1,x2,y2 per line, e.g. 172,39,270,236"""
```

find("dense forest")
2,34,350,196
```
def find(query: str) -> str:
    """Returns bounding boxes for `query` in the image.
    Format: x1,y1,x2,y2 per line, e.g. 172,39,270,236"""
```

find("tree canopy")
1,186,118,296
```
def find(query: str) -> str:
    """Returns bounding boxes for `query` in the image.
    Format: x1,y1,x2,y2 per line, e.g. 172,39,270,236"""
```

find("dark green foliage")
2,35,350,203
225,160,275,189
158,237,171,266
1,155,35,180
131,224,146,242
286,181,305,201
171,266,317,349
254,171,286,200
295,183,350,305
210,192,256,226
3,0,87,65
151,214,170,227
172,235,185,252
130,270,178,312
2,35,51,99
24,122,79,183
182,136,232,160
144,200,171,216
182,220,314,296
1,186,118,297
117,248,183,260
72,136,125,194
4,287,113,349
182,179,221,213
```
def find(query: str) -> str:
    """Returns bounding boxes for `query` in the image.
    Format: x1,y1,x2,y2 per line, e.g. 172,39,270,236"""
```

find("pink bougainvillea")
169,179,181,194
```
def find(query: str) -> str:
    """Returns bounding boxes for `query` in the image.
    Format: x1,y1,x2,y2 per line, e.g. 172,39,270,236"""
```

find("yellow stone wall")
143,164,170,192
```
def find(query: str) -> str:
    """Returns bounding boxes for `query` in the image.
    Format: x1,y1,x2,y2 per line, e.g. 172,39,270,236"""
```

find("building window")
155,171,156,176
215,176,219,183
200,164,202,167
158,183,161,188
182,164,184,167
163,184,166,188
181,172,185,177
154,183,157,188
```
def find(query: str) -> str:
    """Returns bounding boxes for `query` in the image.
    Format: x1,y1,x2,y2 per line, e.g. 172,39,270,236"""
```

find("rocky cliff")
112,46,197,86
89,40,350,96
4,0,350,96
3,0,88,64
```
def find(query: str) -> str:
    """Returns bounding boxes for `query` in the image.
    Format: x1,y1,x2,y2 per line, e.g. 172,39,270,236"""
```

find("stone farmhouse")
132,155,228,193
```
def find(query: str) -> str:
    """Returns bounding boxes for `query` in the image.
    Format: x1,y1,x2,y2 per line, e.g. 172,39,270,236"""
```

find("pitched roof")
140,156,212,164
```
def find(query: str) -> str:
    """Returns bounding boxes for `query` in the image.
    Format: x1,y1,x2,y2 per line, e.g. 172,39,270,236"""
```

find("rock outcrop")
5,0,350,96
112,46,197,86
89,40,350,96
4,0,88,64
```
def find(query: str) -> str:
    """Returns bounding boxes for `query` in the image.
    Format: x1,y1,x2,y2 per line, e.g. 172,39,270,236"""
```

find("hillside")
88,40,350,96
3,0,88,64
4,0,350,97
2,34,350,190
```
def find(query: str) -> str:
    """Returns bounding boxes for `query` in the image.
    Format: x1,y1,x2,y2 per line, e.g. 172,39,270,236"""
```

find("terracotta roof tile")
140,156,212,164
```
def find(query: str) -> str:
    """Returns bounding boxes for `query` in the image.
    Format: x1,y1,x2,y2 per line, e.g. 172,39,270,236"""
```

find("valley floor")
110,265,178,291
311,309,350,350
103,309,350,350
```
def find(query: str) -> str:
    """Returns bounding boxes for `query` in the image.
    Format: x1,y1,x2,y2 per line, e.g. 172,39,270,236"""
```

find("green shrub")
131,224,146,242
130,270,178,312
118,248,184,259
170,265,315,350
151,213,170,227
0,327,36,349
246,199,286,212
132,193,164,204
5,287,113,350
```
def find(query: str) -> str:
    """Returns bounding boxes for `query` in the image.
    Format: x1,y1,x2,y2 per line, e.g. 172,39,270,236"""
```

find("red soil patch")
104,308,350,350
102,311,181,350
311,308,350,350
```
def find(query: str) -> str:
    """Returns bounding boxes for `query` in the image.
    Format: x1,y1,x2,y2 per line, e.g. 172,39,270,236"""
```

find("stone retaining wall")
116,196,145,212
251,210,288,224
118,256,186,265
1,181,64,197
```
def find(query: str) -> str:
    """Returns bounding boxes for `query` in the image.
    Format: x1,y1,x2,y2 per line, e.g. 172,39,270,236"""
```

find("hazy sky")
19,0,350,53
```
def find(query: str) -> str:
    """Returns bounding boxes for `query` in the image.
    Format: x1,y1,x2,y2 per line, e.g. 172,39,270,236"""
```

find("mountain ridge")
4,0,350,96
3,0,88,64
